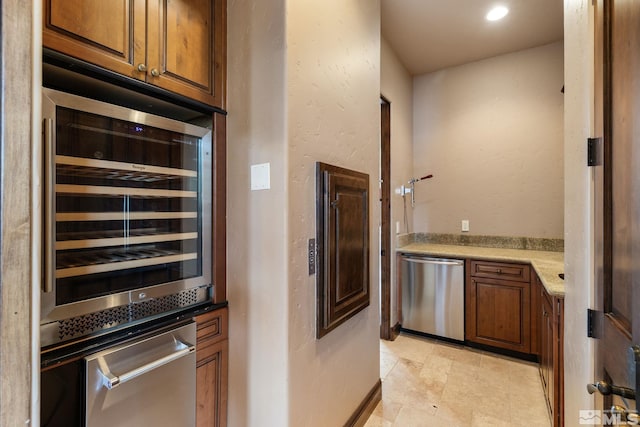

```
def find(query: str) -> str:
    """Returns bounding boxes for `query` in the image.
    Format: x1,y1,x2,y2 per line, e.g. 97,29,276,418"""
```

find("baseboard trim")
390,322,401,340
343,379,382,427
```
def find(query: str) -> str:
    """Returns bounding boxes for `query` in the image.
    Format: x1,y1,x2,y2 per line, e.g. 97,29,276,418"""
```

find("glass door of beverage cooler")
41,89,212,331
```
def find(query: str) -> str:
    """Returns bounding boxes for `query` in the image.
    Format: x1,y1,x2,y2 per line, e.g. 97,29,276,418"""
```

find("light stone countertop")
396,242,565,297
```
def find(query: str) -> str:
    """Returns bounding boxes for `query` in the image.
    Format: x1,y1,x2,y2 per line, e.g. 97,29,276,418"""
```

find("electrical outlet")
396,221,401,234
461,220,469,232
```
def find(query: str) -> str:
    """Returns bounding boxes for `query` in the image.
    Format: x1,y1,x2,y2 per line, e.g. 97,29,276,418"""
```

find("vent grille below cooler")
56,288,202,342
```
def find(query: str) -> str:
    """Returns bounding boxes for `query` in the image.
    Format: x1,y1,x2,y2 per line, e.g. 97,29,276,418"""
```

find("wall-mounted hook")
407,174,434,207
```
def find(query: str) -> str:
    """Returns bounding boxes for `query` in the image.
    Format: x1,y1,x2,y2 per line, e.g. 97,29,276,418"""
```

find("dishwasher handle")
99,340,195,390
402,256,464,267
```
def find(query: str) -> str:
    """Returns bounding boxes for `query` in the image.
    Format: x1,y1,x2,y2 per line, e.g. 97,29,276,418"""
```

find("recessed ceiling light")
486,6,509,21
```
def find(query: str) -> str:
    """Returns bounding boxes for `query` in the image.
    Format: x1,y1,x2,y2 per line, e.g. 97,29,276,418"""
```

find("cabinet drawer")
195,307,228,355
469,260,530,282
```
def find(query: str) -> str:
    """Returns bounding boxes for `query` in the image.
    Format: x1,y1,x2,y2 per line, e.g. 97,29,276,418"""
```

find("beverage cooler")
40,88,213,347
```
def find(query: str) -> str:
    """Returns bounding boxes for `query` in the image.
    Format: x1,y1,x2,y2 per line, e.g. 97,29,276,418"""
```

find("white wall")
412,42,565,238
227,1,381,426
286,1,380,425
563,0,596,423
381,37,413,327
227,1,289,425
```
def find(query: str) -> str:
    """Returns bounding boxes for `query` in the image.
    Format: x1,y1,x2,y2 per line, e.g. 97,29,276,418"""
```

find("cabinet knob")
137,63,147,72
150,68,160,77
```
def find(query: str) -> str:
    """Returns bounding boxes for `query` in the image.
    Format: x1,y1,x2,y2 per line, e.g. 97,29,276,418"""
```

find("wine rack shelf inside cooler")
56,155,197,181
54,153,200,281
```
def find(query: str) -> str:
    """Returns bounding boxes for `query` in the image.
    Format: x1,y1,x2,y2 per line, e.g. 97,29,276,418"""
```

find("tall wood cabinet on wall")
43,0,226,109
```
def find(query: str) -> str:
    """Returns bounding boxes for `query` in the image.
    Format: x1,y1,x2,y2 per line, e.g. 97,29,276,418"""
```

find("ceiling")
381,0,564,75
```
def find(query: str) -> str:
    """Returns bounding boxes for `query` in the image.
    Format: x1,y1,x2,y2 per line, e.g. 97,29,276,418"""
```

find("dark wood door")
380,97,392,339
593,0,640,421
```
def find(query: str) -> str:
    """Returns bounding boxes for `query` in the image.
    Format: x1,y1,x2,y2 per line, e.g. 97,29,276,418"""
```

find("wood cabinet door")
195,308,228,427
43,0,146,80
466,277,531,353
196,339,228,427
540,291,554,416
529,272,541,356
147,0,226,108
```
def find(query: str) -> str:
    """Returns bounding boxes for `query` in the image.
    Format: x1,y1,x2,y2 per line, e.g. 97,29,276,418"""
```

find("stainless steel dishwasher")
400,255,465,341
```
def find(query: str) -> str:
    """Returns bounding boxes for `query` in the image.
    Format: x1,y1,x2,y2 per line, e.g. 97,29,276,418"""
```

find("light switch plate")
461,220,469,232
250,163,270,190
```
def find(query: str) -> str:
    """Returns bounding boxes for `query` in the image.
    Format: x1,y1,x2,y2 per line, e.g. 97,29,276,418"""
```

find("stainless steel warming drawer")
400,255,465,341
84,322,196,427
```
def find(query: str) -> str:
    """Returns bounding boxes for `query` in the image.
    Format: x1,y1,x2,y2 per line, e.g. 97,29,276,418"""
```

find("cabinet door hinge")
588,137,602,166
587,308,596,338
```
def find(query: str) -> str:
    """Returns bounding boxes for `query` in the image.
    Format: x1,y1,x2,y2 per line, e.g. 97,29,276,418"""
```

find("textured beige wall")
412,42,565,238
286,1,381,426
563,0,596,422
227,1,289,425
227,1,381,426
381,37,413,327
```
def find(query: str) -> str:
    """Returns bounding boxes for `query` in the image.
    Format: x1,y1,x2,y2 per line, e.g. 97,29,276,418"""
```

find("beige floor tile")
431,397,474,426
382,334,435,363
367,333,549,427
470,411,513,427
418,354,452,394
509,391,550,427
394,406,447,427
363,413,393,427
372,399,403,423
382,367,441,412
380,352,399,380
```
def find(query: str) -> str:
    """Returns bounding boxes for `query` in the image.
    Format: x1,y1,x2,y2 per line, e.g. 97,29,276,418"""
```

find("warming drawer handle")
99,341,195,390
403,257,463,266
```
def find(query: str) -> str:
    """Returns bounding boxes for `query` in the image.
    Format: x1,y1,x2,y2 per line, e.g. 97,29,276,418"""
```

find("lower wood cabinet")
465,260,531,353
195,307,228,427
538,280,564,427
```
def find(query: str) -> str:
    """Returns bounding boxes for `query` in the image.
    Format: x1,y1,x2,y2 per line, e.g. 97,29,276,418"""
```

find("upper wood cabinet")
43,0,226,109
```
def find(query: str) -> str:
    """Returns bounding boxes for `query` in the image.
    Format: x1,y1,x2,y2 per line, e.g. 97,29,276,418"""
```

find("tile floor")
365,333,551,427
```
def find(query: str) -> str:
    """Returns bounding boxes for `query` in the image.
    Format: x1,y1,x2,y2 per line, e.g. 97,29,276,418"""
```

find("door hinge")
588,137,602,166
587,308,596,337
